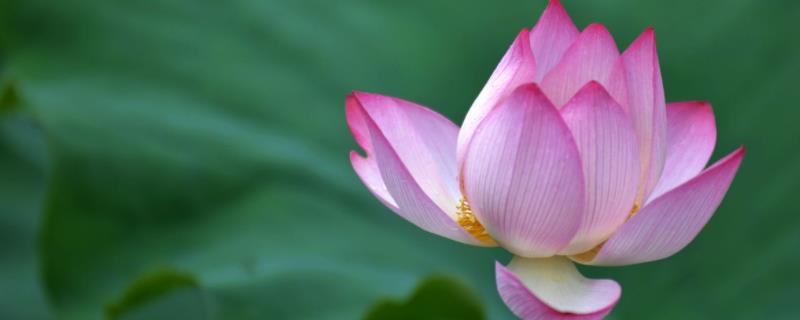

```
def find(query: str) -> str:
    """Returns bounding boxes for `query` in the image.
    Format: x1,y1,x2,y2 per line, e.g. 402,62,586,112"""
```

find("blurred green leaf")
0,0,797,319
0,111,53,319
0,80,20,113
105,268,199,320
365,275,485,320
117,287,211,320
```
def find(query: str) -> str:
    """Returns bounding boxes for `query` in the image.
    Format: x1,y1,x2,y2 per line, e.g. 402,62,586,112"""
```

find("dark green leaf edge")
364,275,486,320
103,267,200,320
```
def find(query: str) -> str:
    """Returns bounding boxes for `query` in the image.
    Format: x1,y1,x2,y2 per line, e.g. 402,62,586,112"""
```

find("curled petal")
622,28,668,204
462,84,584,257
346,93,486,246
559,82,640,255
458,29,537,170
496,256,620,320
540,24,621,108
577,147,745,266
530,0,580,81
649,101,717,200
350,151,397,210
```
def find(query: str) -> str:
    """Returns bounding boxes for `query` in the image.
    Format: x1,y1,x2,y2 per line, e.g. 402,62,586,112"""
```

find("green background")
0,0,798,319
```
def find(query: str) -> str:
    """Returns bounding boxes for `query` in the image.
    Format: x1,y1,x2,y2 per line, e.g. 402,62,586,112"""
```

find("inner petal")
571,203,641,263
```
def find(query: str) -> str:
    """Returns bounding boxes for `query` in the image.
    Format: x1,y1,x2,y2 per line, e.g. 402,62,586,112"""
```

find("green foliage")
365,275,485,320
0,0,797,319
0,80,20,113
105,268,199,320
0,111,52,319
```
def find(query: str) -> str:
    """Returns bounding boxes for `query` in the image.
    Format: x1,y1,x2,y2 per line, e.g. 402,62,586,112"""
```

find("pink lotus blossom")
346,1,743,318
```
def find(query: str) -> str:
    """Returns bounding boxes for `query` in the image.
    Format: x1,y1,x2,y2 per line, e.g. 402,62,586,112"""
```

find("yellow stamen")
456,197,496,245
572,202,641,262
627,202,641,219
571,242,603,263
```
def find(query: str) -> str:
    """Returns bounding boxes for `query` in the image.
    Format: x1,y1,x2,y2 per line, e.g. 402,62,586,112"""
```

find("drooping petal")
622,28,668,204
559,82,640,255
496,256,620,320
529,0,580,82
462,84,584,257
350,150,397,210
649,101,717,200
457,29,537,169
346,93,486,246
576,147,744,266
540,24,621,108
348,92,461,212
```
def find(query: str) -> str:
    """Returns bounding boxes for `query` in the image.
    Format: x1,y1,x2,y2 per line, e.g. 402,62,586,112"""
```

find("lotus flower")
346,1,743,318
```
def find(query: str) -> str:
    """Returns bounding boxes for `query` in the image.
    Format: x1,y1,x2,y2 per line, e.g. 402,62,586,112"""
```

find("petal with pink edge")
496,256,620,320
350,150,397,211
348,92,461,213
577,147,744,266
649,101,717,200
540,24,621,108
559,82,640,255
462,84,584,257
346,93,486,246
457,29,537,169
529,0,580,81
622,28,668,204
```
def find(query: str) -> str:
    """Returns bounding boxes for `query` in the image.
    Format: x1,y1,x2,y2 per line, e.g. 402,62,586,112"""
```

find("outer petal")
496,256,620,320
348,92,461,213
540,24,621,108
462,84,584,257
622,28,668,204
529,0,580,82
457,29,537,170
347,93,485,246
559,82,640,255
350,151,397,210
649,101,717,200
577,147,744,266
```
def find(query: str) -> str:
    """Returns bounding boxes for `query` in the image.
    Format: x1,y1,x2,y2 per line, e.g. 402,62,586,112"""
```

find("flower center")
572,202,640,262
456,197,496,245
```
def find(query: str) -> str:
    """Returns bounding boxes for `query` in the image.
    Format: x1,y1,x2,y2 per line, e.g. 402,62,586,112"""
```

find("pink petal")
348,92,461,212
540,24,621,108
649,101,717,200
530,0,580,82
457,29,537,170
621,28,668,204
346,93,485,246
580,147,744,266
462,84,584,257
559,82,640,255
350,150,397,210
496,256,620,320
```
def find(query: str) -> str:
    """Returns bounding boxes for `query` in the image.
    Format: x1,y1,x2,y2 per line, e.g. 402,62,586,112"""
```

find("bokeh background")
0,0,798,319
